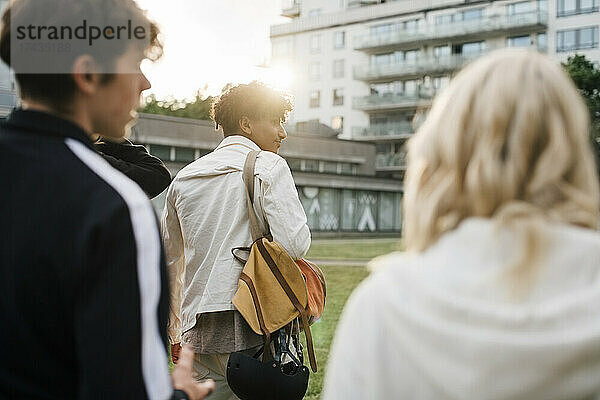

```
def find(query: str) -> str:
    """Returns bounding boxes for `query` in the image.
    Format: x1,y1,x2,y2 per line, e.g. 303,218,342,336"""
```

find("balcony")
352,121,413,141
376,152,407,171
353,93,432,112
353,11,548,53
281,1,300,18
354,54,477,82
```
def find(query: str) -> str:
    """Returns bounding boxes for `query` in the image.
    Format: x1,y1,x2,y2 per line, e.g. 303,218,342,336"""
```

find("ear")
71,55,101,96
239,116,252,135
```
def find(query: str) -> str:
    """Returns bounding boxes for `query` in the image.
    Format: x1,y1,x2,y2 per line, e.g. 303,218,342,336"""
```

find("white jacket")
324,218,600,400
161,135,311,344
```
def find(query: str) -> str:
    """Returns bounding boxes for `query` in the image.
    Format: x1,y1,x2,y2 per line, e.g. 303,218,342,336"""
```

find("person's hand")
171,343,182,364
172,345,215,400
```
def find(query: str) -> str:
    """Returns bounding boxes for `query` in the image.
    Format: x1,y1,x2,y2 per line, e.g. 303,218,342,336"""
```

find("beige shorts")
193,347,258,400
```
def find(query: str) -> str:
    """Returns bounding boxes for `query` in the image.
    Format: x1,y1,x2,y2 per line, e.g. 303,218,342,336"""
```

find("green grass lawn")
168,264,371,398
304,264,369,400
306,238,402,260
302,239,400,398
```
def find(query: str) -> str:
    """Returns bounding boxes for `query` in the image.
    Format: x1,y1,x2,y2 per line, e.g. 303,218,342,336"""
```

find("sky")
135,0,290,100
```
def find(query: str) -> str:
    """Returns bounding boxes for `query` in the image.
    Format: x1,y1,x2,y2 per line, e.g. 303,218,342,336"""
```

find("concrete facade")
271,0,599,179
131,113,403,236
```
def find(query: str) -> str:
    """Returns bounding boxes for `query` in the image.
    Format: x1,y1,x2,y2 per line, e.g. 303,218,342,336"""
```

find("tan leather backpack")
231,150,322,372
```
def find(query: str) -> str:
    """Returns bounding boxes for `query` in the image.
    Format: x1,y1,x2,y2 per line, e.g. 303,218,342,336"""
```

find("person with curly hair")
162,81,311,399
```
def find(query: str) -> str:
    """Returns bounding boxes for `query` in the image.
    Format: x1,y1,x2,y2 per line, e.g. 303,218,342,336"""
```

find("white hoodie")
323,218,600,400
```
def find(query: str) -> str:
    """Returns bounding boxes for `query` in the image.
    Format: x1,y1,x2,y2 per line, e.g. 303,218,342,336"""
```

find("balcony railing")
354,11,548,52
354,53,479,81
352,121,413,140
376,152,407,170
353,93,432,111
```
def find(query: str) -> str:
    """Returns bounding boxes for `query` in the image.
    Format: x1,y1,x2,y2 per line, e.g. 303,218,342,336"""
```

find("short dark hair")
0,0,162,111
211,81,293,135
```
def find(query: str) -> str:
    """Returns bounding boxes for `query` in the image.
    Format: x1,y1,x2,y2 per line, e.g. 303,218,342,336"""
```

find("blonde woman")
323,49,600,400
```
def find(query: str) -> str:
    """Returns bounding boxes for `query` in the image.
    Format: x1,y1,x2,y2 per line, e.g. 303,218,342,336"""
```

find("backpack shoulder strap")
243,150,265,242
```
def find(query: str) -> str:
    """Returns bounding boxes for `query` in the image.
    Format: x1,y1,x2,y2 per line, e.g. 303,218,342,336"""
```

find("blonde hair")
403,49,600,255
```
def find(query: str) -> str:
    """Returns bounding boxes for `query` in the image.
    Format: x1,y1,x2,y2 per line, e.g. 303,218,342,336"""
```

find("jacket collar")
214,135,261,152
2,108,95,150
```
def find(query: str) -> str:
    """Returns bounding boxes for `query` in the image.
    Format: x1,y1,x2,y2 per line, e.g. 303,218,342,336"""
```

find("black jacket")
95,138,172,198
0,109,175,399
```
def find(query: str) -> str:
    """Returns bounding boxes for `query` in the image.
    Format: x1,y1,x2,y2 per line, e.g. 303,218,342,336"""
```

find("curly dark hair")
211,81,293,135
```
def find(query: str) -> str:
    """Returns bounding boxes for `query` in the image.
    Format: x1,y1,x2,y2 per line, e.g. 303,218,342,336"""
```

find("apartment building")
271,0,599,179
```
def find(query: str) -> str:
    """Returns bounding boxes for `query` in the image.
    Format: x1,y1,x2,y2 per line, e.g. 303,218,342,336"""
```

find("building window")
149,144,171,161
309,9,322,16
303,159,319,172
370,82,398,96
333,88,344,106
456,41,486,56
432,76,450,91
507,35,531,47
174,147,195,163
323,161,338,174
403,80,417,96
558,29,577,50
309,62,320,81
310,34,321,53
557,26,599,51
558,0,577,14
433,45,451,59
557,0,598,16
402,19,420,33
435,14,453,25
309,90,320,108
507,1,535,15
333,59,345,78
537,32,548,50
334,31,345,49
331,116,344,132
579,25,599,47
403,49,420,62
286,158,302,171
370,23,394,36
460,8,485,21
340,163,353,175
371,52,393,66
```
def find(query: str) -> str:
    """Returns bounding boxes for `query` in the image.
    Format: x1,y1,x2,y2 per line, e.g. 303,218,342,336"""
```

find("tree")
562,54,600,139
140,90,214,120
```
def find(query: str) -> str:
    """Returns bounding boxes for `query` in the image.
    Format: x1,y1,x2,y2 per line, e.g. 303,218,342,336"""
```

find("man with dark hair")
162,81,311,399
0,0,212,399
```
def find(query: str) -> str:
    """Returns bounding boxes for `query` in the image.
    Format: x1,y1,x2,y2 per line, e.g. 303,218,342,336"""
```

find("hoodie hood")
332,218,600,400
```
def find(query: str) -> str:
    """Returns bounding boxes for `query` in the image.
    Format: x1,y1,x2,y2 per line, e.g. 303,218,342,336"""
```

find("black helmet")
226,329,309,400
